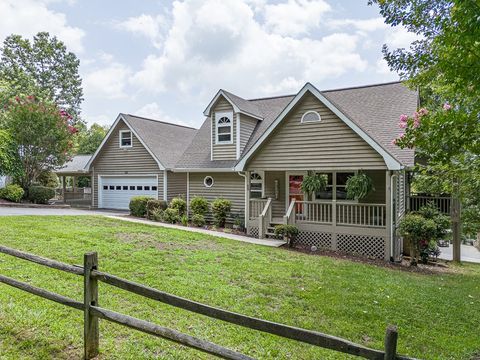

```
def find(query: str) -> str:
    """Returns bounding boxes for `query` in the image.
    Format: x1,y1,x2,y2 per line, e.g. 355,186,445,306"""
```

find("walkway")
107,215,287,247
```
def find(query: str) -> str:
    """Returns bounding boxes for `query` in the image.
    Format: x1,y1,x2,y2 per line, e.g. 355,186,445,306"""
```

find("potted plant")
345,173,374,200
300,173,328,198
274,224,299,247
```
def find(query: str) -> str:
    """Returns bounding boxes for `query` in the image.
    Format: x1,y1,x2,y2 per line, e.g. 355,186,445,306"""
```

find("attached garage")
98,175,158,210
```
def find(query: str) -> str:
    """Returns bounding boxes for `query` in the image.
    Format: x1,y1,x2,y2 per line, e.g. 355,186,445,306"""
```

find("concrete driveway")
439,244,480,264
0,207,127,216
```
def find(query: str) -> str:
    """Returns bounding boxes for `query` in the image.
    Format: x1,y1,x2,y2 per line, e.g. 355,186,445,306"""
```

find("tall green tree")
0,32,83,123
370,0,480,261
76,123,108,154
0,130,22,178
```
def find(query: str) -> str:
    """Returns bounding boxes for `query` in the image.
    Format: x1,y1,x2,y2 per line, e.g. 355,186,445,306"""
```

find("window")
130,186,135,190
250,172,264,199
103,185,108,190
204,176,214,188
137,186,143,190
119,130,132,148
152,186,158,191
116,186,121,190
123,186,128,190
144,186,150,191
301,111,321,123
215,112,233,144
314,172,355,201
109,185,114,190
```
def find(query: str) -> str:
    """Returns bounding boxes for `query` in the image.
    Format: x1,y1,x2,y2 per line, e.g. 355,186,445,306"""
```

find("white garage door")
99,176,158,210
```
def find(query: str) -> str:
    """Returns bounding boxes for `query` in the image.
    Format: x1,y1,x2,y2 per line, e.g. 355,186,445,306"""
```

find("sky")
0,0,417,129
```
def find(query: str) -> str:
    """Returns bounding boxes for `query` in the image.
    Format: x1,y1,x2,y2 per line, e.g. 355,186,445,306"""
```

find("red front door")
289,175,304,214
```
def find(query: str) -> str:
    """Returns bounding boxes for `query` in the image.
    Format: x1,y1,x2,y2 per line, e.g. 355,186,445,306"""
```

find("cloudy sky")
0,0,416,128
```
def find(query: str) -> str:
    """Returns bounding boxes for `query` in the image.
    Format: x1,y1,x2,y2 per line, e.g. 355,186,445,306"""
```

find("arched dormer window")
301,110,321,123
215,112,233,144
250,172,264,198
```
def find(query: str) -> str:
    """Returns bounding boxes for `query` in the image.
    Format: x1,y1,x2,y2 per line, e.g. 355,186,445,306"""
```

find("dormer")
204,90,263,161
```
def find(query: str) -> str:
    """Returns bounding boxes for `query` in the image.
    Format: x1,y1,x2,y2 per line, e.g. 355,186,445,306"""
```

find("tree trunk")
451,179,461,262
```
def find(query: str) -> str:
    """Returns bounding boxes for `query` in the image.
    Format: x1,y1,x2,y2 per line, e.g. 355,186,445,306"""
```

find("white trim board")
234,83,403,171
86,114,166,171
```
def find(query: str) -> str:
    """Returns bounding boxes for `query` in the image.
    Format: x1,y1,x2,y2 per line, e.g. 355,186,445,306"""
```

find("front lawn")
0,216,478,359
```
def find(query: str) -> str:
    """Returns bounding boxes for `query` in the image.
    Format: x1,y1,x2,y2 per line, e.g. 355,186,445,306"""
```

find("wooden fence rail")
0,245,418,360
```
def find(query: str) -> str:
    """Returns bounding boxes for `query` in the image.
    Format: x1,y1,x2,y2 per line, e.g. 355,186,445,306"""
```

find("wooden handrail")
0,245,418,360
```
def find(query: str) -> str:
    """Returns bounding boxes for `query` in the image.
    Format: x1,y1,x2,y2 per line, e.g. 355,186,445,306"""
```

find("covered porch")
245,170,404,261
54,155,93,208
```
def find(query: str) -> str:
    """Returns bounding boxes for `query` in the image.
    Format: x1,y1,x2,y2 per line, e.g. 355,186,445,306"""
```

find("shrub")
274,224,299,247
150,209,164,222
170,197,187,216
129,196,154,217
416,203,450,241
191,214,206,227
146,199,168,219
190,196,209,215
0,184,24,203
37,171,59,188
211,198,232,227
162,208,180,224
399,213,437,265
28,185,55,204
180,215,189,226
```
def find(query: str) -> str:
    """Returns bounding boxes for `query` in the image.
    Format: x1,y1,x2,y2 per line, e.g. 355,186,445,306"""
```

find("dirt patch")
284,244,461,275
115,232,222,251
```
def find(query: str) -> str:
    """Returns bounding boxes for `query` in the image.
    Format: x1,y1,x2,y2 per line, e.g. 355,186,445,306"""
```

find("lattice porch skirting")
337,234,386,259
296,231,333,249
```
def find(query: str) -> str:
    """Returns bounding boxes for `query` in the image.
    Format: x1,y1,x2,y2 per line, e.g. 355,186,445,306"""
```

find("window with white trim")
250,172,264,199
301,110,321,123
119,130,132,148
314,171,355,201
215,112,233,144
204,176,214,188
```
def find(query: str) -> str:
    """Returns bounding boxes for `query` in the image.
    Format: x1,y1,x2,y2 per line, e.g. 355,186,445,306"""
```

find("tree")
76,123,108,154
1,95,77,189
0,32,83,123
370,0,480,262
0,130,22,177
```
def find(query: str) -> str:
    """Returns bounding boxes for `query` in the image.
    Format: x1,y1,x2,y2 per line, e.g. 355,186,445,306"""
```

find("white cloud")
135,102,192,127
328,17,387,33
130,0,367,99
264,0,331,36
0,0,85,53
114,14,168,49
384,26,419,49
83,57,132,99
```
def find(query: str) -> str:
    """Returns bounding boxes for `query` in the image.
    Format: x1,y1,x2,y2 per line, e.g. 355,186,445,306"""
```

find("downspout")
238,172,248,223
390,173,397,261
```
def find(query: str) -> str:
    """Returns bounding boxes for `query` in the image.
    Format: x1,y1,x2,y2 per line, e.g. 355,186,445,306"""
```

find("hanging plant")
300,173,328,197
345,173,374,200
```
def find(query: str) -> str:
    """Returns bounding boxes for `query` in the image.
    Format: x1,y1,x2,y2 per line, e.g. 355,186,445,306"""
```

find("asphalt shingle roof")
121,114,197,169
221,90,264,119
56,154,92,174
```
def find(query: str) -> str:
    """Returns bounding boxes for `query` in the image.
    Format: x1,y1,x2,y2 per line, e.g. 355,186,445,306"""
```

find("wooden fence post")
84,252,99,359
384,325,398,360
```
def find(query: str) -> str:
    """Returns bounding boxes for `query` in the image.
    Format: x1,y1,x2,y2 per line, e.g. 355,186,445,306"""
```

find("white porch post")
385,170,392,261
245,171,250,234
62,175,67,202
331,199,337,251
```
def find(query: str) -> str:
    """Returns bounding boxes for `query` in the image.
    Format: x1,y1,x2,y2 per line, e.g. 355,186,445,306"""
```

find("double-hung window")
215,112,233,144
119,130,132,148
250,172,264,199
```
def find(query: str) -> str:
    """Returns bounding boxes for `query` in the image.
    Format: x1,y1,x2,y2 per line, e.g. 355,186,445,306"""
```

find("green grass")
0,216,478,360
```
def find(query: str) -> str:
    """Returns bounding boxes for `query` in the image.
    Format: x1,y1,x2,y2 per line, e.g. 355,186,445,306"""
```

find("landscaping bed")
0,216,479,359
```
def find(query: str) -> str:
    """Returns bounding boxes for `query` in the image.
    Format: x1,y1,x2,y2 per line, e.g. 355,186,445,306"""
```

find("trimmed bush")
274,224,299,247
129,196,154,217
190,196,209,215
150,209,164,222
146,199,168,219
399,213,437,266
170,197,187,216
37,171,59,188
28,185,55,204
163,208,180,224
211,198,232,227
191,214,206,227
0,184,24,203
180,215,189,226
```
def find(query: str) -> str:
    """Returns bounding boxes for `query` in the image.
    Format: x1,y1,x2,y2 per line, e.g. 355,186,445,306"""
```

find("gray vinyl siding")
264,171,286,218
212,97,236,160
360,170,386,204
246,93,387,170
91,120,163,207
189,172,245,221
167,171,187,201
239,115,257,155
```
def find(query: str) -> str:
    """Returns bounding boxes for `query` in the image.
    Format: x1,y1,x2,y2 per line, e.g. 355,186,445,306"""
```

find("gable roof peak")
203,89,264,120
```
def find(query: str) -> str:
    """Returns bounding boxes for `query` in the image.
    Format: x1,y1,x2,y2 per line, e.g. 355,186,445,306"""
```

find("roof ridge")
248,94,296,102
321,80,403,93
123,113,197,130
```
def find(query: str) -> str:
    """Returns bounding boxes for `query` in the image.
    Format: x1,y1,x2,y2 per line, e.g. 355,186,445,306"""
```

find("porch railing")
290,201,386,228
295,201,332,224
409,195,451,215
283,199,296,225
249,199,267,220
258,198,272,239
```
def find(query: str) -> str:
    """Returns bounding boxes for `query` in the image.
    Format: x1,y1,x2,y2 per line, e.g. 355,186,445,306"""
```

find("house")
84,81,418,261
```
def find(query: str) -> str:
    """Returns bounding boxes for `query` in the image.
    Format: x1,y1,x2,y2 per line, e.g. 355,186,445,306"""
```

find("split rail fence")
0,245,418,360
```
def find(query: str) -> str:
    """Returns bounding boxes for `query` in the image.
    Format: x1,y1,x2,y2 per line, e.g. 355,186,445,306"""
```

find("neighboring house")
0,176,8,188
85,81,418,261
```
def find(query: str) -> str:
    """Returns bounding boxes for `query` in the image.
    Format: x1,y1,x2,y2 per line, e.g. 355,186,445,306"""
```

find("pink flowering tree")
1,95,77,189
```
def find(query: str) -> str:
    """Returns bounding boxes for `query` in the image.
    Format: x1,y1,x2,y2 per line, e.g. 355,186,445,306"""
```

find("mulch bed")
0,199,70,208
284,243,457,275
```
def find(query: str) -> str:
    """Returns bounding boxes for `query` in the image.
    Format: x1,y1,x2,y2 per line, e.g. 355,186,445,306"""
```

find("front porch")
245,170,402,261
